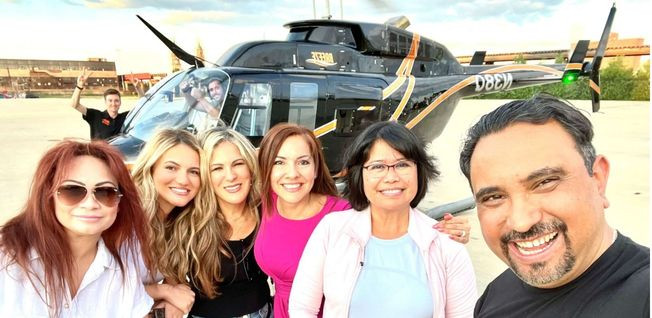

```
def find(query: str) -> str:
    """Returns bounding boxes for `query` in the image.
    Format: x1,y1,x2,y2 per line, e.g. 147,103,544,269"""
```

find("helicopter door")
320,76,384,172
232,83,273,139
329,80,383,137
288,82,319,130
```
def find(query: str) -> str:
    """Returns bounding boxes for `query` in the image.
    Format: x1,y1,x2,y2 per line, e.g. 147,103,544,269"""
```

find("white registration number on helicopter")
475,73,513,92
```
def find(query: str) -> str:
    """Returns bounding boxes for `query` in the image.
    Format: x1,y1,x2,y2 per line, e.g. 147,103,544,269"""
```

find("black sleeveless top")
189,230,271,317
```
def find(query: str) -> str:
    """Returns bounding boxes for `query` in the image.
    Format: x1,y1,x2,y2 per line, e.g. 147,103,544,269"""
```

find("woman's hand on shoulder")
433,213,471,244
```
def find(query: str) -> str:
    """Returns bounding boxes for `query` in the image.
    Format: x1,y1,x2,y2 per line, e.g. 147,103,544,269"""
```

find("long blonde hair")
194,126,261,297
131,128,212,287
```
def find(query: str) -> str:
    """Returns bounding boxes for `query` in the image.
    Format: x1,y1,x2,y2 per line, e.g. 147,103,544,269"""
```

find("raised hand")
77,67,93,88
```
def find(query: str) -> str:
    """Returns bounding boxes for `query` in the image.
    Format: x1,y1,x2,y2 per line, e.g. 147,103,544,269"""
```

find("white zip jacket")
289,207,477,318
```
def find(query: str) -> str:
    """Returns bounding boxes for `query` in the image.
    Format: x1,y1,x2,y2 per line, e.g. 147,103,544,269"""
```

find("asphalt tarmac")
0,97,648,293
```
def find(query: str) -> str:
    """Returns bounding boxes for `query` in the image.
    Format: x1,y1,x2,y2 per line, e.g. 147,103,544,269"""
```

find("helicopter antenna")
325,0,331,19
339,0,343,19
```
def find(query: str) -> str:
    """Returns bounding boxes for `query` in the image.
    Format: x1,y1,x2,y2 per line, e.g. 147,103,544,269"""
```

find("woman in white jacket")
289,121,477,318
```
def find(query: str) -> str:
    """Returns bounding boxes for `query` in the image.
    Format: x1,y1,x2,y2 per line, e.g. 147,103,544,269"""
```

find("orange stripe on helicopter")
406,64,564,129
564,63,583,71
405,76,476,129
589,79,601,94
390,75,416,121
382,76,408,99
383,34,421,99
313,119,337,138
394,34,420,76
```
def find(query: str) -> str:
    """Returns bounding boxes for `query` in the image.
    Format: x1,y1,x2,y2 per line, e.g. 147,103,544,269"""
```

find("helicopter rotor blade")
136,15,204,68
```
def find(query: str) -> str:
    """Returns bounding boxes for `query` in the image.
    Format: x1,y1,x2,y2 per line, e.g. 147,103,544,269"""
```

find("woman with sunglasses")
289,121,477,317
131,128,211,317
0,140,154,317
185,127,271,318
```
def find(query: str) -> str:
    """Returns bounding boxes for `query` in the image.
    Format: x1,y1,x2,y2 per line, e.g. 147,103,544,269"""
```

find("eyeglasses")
56,185,123,207
362,159,416,178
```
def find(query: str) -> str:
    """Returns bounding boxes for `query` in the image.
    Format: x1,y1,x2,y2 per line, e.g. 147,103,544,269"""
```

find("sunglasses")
56,184,123,207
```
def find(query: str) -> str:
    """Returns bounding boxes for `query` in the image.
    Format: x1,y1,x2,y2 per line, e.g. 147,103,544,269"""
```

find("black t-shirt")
189,229,271,317
82,109,128,140
475,233,650,318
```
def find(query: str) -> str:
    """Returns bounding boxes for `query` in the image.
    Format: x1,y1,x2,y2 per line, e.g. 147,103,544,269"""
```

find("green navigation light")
562,70,580,84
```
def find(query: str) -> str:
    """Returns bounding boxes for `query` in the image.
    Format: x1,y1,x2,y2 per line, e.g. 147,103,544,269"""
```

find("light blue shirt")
349,234,433,318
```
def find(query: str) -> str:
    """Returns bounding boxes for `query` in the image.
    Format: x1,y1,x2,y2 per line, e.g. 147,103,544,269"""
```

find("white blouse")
0,239,153,317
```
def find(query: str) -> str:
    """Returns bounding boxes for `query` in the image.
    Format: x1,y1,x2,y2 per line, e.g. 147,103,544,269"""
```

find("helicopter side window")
308,27,336,44
306,26,356,48
233,83,272,137
232,43,295,69
289,83,318,130
389,32,398,54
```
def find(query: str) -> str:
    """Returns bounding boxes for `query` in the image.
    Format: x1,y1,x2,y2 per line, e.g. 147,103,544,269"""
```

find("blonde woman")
131,128,215,317
186,127,271,317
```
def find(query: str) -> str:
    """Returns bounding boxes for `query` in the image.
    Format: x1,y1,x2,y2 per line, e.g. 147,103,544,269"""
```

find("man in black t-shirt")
70,68,142,140
458,95,649,317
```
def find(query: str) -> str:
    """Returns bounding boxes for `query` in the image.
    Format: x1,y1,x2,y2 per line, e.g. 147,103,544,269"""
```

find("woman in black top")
189,127,271,318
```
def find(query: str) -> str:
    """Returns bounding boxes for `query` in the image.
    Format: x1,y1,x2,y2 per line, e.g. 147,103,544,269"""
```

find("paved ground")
0,97,648,293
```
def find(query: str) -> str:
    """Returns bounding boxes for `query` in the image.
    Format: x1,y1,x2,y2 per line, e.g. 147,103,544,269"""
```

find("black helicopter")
111,5,616,175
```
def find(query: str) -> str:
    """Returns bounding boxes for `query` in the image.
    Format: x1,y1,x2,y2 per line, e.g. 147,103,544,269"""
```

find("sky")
1,0,649,74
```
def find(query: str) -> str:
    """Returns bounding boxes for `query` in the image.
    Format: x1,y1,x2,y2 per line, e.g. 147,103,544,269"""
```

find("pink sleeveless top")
254,194,351,318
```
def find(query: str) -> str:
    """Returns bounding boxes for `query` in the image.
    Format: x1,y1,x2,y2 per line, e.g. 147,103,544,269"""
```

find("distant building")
0,58,118,94
171,51,181,73
196,40,205,61
585,33,648,70
456,33,649,71
118,72,168,95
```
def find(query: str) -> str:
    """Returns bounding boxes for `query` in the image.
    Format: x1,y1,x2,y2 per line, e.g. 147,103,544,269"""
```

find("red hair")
0,140,153,314
258,123,337,215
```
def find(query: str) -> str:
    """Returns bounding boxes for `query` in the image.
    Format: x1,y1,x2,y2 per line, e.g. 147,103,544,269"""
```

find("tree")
514,54,527,64
555,52,565,64
631,60,650,100
601,57,634,100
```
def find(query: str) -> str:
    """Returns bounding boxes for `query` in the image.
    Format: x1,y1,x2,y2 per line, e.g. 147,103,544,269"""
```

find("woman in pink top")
254,123,350,318
254,123,472,318
289,121,477,318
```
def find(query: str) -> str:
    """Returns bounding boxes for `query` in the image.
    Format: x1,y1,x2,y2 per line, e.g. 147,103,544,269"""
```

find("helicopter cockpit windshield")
123,69,230,141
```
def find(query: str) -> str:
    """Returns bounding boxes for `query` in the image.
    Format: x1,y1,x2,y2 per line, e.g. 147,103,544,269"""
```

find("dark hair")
103,88,121,99
459,94,596,181
258,123,337,214
0,140,152,315
342,121,439,211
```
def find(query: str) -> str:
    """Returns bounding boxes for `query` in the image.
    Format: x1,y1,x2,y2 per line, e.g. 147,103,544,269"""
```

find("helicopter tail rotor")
585,3,616,113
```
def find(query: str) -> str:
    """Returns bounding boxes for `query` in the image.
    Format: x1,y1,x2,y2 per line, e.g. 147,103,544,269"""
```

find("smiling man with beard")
459,94,649,317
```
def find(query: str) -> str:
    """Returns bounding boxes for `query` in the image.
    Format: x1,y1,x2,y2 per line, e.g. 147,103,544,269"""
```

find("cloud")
163,10,238,25
71,0,268,11
357,0,564,23
76,0,129,9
